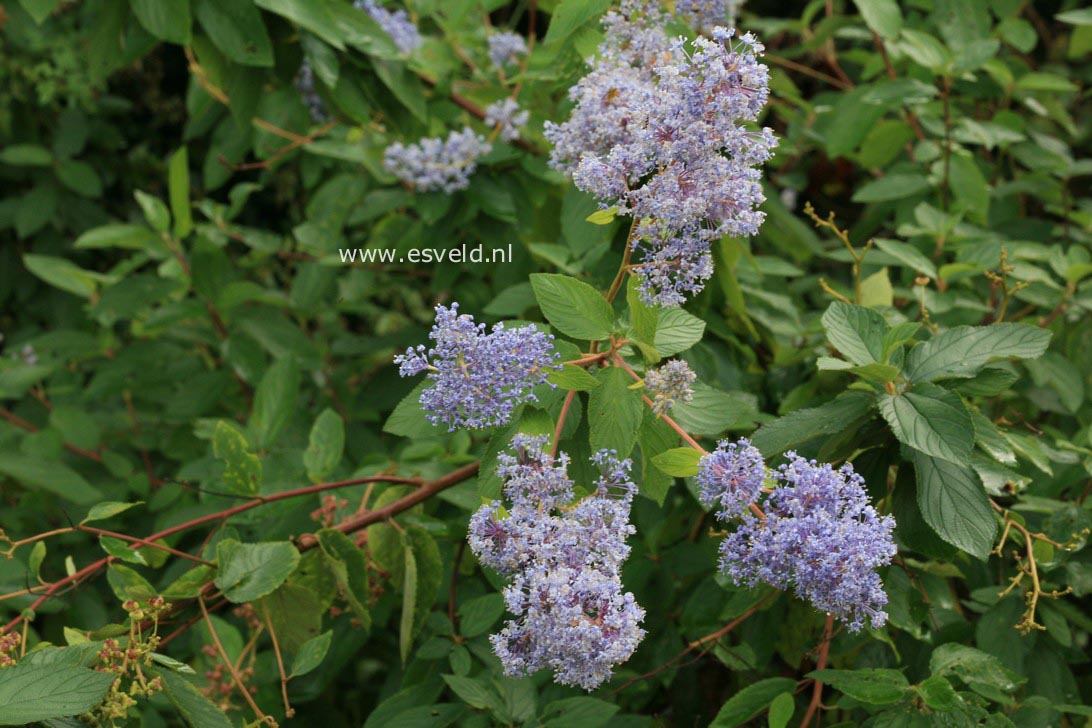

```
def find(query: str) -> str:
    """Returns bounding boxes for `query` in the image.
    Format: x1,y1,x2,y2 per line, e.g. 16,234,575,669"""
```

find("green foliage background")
0,0,1090,726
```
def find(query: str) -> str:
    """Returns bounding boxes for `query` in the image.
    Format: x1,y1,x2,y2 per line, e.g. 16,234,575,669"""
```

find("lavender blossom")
484,98,530,142
296,61,327,123
468,436,646,690
488,30,528,68
545,3,777,306
644,359,696,415
383,128,492,192
355,0,421,54
697,437,765,518
676,0,745,31
719,453,896,631
394,304,559,430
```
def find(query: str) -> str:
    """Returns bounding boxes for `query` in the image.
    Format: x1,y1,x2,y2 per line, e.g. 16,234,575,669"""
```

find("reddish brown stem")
801,614,835,728
0,407,104,462
551,390,577,458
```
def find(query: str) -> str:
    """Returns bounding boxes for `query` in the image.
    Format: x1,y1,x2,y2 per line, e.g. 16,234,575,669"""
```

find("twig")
800,614,835,728
262,602,295,718
199,595,274,726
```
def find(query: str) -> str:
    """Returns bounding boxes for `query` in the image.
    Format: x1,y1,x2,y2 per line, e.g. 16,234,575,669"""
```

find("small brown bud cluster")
201,644,257,712
0,629,21,668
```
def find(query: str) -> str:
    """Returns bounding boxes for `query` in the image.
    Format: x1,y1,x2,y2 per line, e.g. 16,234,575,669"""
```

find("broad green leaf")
626,276,659,353
82,501,143,524
23,254,100,298
457,594,505,639
859,268,893,307
916,675,962,712
854,0,902,39
878,383,974,463
162,565,217,600
0,453,103,503
384,381,437,437
767,692,795,728
751,391,876,457
214,540,300,603
948,155,990,224
929,644,1024,696
193,0,274,66
588,367,643,456
808,669,909,704
254,0,345,49
913,452,996,560
821,301,888,366
168,147,193,238
303,408,344,482
873,239,938,279
400,539,417,664
637,408,677,504
316,528,371,630
133,190,171,232
156,668,233,728
652,447,703,478
585,208,616,225
541,697,619,728
212,421,262,495
106,563,156,601
0,663,114,725
710,678,797,727
543,0,611,45
28,541,46,583
290,631,333,678
548,364,602,391
130,0,192,44
0,143,53,165
852,174,930,202
247,358,300,448
260,583,322,656
671,384,755,436
1057,8,1092,25
73,223,159,251
654,308,705,356
56,160,101,198
14,0,60,24
100,536,148,565
905,324,1052,383
530,273,614,341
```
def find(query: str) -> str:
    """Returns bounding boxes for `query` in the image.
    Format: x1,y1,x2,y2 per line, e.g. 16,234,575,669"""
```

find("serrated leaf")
751,391,875,456
156,668,233,728
710,678,797,727
303,408,344,482
211,421,261,495
652,447,702,477
214,540,300,603
854,0,903,39
905,324,1052,383
821,302,888,366
878,383,974,463
530,273,614,341
0,454,102,504
808,669,909,705
588,367,643,456
316,528,371,630
548,364,602,391
290,631,332,678
400,540,417,665
247,359,300,449
654,308,705,356
913,452,996,560
0,663,114,725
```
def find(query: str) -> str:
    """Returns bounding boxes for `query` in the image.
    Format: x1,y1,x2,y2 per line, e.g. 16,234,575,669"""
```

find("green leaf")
852,173,930,202
260,583,322,656
767,692,794,728
637,408,677,504
0,453,102,504
399,539,417,665
316,528,371,630
0,663,114,725
626,276,659,353
100,536,148,565
548,364,602,391
74,223,160,251
214,540,300,603
106,563,156,601
212,421,262,495
878,383,974,463
751,391,875,457
541,697,619,728
873,239,938,279
247,359,300,449
384,381,437,437
809,669,909,705
457,594,505,639
168,147,193,238
133,190,171,232
290,631,332,678
543,0,611,45
56,160,101,198
303,408,344,482
948,155,989,224
193,0,274,66
585,208,616,225
652,447,703,478
0,144,53,166
854,0,903,39
530,273,614,341
905,324,1052,383
821,302,888,366
441,674,495,710
129,0,191,44
156,668,233,728
28,541,46,583
162,565,217,600
254,0,344,48
82,501,143,525
654,308,705,357
913,451,997,560
588,367,643,456
710,678,797,727
915,675,962,712
22,254,100,298
1057,8,1092,25
929,644,1024,695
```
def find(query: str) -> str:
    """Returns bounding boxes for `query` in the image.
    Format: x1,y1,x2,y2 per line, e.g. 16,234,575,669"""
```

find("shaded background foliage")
0,0,1090,726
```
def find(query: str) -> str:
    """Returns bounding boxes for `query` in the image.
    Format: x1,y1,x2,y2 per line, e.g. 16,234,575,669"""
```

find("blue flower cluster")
644,359,696,415
468,435,646,690
394,303,559,430
703,445,897,631
355,0,422,55
697,437,766,518
545,0,777,306
484,98,529,142
676,0,745,31
488,30,528,68
383,128,492,192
